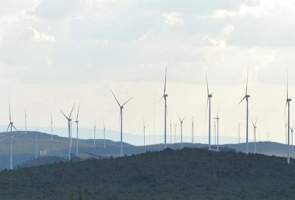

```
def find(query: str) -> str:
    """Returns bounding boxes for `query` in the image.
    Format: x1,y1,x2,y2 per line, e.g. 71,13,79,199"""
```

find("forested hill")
0,148,295,200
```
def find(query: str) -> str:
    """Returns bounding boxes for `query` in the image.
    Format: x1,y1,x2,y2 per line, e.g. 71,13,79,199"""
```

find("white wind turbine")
74,105,80,156
239,72,250,154
286,74,292,164
206,75,213,150
111,90,132,156
191,117,195,144
143,121,146,152
178,115,185,148
24,110,28,134
7,102,17,170
60,104,75,161
103,122,106,149
162,68,168,147
252,120,258,154
214,113,220,152
50,113,54,141
93,124,96,147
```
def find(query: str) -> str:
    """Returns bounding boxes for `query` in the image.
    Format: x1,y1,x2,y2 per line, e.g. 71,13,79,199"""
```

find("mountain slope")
0,148,295,200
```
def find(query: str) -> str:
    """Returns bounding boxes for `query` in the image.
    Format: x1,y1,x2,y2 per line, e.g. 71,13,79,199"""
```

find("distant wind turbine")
111,90,132,156
191,117,195,144
24,110,28,134
170,121,173,144
238,122,241,144
252,120,258,154
162,68,168,147
60,104,75,161
74,105,80,156
7,101,17,170
103,122,106,149
50,113,54,141
143,121,146,152
93,124,96,147
206,74,213,150
214,113,220,152
286,74,292,164
239,71,250,154
174,123,177,144
178,115,185,148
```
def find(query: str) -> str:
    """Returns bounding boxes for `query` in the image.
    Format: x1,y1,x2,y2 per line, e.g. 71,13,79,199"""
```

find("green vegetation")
0,148,295,200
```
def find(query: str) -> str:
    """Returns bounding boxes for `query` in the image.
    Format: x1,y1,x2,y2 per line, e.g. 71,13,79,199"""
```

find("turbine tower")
143,121,146,152
93,124,96,147
252,120,257,154
214,113,220,151
286,75,292,164
103,122,106,149
111,91,132,156
60,104,75,161
162,68,168,147
206,75,213,150
74,105,80,156
24,110,28,134
7,102,17,170
178,115,185,148
170,121,173,144
192,117,195,144
239,72,250,154
50,113,54,141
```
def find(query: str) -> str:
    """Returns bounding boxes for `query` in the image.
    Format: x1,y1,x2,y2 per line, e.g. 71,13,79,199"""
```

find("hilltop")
0,148,295,200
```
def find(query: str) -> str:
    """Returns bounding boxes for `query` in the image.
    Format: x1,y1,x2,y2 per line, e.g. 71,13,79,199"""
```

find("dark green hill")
0,148,295,200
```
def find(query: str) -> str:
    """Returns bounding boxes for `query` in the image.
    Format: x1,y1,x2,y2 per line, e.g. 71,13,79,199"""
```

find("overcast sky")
0,0,294,144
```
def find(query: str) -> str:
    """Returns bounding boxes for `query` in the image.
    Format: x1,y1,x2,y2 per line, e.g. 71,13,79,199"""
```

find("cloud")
162,12,184,26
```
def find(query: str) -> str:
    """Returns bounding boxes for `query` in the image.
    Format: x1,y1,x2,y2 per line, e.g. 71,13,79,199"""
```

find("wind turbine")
286,74,292,164
206,74,213,150
170,121,173,144
178,115,185,148
162,68,168,147
74,105,80,156
7,101,17,170
174,123,177,144
239,71,250,154
50,113,54,141
252,120,258,154
143,121,146,152
24,110,28,134
111,90,132,156
238,123,241,144
60,104,75,161
214,113,220,151
191,117,195,144
93,124,96,147
103,122,106,149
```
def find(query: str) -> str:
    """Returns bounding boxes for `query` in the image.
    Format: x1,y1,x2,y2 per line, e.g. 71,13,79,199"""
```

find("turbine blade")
239,96,246,104
69,104,76,119
12,125,17,131
246,70,249,95
206,73,210,96
122,97,133,107
8,101,12,122
287,70,289,100
111,90,121,107
60,110,69,120
76,104,80,121
163,67,167,95
6,124,11,132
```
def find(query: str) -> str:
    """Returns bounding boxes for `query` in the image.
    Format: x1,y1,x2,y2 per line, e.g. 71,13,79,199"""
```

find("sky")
0,0,294,145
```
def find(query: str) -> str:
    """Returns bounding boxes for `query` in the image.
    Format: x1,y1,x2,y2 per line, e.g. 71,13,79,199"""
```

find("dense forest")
0,148,295,200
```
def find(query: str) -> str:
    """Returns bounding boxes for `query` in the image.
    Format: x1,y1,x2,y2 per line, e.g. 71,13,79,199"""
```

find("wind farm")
1,0,295,199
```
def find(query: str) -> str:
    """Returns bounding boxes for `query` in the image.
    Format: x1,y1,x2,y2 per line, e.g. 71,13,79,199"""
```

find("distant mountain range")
0,131,292,170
